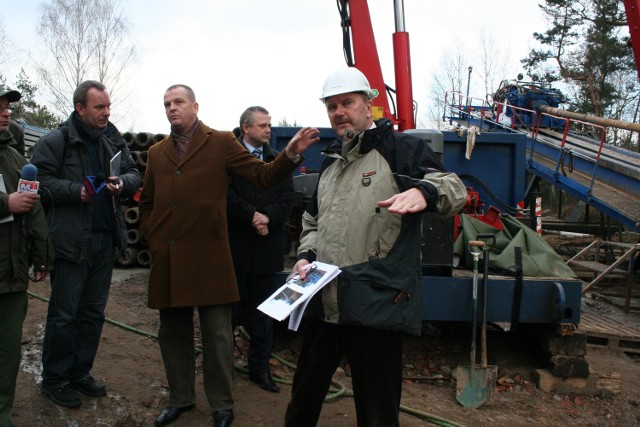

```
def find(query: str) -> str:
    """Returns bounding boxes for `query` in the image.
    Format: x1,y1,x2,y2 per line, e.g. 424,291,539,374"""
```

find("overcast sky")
3,1,545,134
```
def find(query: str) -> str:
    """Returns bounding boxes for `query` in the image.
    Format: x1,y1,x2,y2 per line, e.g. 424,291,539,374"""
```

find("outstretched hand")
377,188,427,214
285,127,320,159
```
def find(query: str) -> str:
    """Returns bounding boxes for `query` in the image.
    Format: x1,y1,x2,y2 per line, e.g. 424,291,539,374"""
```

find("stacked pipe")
116,131,167,267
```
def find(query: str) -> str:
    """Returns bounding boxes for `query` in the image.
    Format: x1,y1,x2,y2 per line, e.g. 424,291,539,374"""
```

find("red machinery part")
342,0,415,130
624,0,640,81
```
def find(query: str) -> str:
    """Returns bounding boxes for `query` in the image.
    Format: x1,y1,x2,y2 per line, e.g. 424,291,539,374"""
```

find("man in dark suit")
228,106,295,393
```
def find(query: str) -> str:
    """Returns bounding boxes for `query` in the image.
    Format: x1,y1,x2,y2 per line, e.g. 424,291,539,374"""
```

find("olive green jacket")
0,141,54,294
298,120,467,335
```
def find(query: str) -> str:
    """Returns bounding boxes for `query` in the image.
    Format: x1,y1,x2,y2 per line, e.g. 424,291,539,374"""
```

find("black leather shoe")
43,384,81,408
213,409,234,427
249,373,280,393
72,376,107,397
154,404,195,427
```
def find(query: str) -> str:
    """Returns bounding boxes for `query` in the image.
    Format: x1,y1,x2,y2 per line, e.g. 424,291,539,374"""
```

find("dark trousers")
284,319,403,427
0,291,27,427
234,272,277,377
42,232,114,388
158,304,234,411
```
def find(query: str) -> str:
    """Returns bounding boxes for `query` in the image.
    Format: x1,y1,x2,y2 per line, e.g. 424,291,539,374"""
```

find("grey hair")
239,106,270,136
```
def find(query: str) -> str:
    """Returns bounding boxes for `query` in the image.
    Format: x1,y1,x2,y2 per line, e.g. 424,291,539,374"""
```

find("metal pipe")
135,132,155,149
466,67,473,101
394,0,405,32
125,206,139,224
137,249,152,267
117,247,138,266
538,105,640,133
392,0,414,130
127,228,140,245
393,32,415,130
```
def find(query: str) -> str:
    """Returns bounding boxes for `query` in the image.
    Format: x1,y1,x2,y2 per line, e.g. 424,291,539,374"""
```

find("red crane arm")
340,0,415,130
624,0,640,80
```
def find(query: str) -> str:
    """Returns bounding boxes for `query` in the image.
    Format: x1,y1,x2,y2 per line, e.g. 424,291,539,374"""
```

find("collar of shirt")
242,140,263,158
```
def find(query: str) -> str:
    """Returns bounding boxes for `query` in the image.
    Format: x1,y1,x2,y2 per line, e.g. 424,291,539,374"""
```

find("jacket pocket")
337,275,420,334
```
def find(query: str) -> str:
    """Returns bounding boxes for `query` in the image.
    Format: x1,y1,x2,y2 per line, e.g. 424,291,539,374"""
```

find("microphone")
18,164,40,193
83,173,107,197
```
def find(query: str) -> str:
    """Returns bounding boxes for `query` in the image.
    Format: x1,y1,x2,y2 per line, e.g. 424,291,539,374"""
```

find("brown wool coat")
139,122,298,309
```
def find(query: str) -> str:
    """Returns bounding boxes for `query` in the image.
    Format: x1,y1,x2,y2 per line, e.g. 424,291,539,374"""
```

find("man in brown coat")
138,84,318,427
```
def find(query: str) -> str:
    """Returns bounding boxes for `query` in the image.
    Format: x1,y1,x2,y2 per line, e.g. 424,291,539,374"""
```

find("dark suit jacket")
227,141,295,274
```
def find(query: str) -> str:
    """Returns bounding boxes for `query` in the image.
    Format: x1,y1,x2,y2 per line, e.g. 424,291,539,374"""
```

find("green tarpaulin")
453,214,577,278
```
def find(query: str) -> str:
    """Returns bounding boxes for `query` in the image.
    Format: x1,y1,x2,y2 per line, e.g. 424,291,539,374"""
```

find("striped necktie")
252,148,262,159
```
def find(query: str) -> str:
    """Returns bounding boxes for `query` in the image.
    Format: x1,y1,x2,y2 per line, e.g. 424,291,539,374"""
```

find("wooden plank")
590,293,640,314
582,311,637,332
570,260,629,275
579,310,640,353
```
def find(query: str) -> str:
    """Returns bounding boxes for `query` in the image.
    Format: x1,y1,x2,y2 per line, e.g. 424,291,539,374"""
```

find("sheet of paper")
110,151,122,177
257,261,341,327
287,267,341,331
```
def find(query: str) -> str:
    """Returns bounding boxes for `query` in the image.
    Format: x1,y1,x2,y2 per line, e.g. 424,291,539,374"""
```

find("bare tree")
422,41,467,129
425,36,512,130
0,15,16,77
475,30,515,104
35,0,137,116
93,0,136,95
431,53,464,128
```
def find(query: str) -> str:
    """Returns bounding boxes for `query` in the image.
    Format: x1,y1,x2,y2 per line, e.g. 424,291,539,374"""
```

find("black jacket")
30,113,141,261
227,141,295,274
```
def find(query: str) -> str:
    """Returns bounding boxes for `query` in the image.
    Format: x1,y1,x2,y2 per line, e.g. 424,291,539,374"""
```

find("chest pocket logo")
362,170,376,187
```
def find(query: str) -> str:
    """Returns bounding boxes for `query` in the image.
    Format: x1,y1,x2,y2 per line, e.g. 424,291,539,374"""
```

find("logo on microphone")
18,164,39,193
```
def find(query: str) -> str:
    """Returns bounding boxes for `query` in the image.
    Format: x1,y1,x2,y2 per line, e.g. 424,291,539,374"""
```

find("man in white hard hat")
284,67,467,427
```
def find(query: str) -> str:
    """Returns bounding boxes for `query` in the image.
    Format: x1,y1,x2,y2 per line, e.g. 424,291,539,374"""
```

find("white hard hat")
320,67,378,101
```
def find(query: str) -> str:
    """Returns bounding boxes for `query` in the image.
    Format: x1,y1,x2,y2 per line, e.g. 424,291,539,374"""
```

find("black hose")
337,0,354,66
458,173,520,215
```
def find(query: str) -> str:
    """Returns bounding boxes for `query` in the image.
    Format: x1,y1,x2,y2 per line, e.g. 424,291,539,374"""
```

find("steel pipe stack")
115,131,166,268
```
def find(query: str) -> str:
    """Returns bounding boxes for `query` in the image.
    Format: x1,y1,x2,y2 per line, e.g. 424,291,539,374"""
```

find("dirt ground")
10,264,640,427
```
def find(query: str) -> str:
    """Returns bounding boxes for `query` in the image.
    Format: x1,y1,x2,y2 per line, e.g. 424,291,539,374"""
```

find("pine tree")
522,0,637,119
9,69,61,130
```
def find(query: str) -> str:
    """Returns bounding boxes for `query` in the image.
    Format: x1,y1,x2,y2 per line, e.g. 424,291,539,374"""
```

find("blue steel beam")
439,113,640,231
273,272,582,324
528,161,640,231
441,131,527,209
527,138,640,232
422,276,581,324
528,135,640,196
